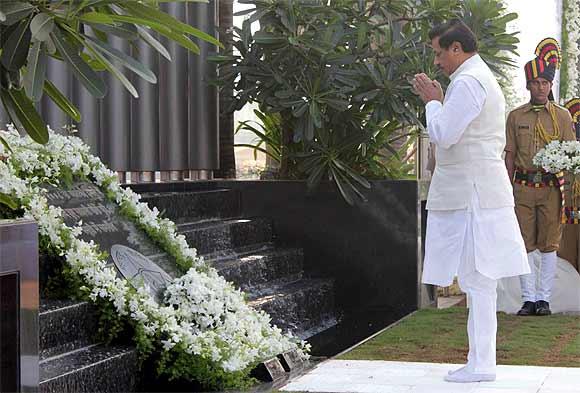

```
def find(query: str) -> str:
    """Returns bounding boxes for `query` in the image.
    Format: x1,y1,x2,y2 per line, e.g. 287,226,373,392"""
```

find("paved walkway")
280,360,580,393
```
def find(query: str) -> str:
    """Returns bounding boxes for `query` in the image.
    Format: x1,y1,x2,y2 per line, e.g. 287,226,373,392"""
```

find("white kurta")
423,188,529,286
421,56,529,286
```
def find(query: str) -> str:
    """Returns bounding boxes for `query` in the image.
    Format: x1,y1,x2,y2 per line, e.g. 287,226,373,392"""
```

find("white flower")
563,0,580,100
0,127,307,375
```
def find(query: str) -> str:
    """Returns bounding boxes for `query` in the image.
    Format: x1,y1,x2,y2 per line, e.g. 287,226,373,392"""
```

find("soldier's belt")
514,169,558,187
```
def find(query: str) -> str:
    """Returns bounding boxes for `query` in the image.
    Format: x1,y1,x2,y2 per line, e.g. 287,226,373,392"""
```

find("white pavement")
280,360,580,393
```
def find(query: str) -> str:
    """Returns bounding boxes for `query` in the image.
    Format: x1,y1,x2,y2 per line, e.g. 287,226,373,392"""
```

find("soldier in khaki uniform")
557,97,580,273
504,38,575,316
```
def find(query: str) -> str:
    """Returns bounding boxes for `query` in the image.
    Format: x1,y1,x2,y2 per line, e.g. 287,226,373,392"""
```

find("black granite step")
141,189,240,224
40,300,99,360
178,217,273,255
207,245,304,291
39,344,138,393
248,278,338,338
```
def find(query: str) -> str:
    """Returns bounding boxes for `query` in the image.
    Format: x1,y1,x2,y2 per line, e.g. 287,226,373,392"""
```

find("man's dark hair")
428,19,478,53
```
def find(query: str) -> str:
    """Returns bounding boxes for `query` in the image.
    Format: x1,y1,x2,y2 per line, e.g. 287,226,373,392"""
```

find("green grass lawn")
339,308,580,367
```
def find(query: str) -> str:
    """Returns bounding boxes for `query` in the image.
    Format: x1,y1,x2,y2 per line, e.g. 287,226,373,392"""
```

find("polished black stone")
39,300,98,360
248,278,337,337
140,189,240,224
178,217,272,255
42,182,181,279
39,345,137,393
209,245,304,291
1,273,19,393
213,181,418,313
0,219,39,393
134,180,420,355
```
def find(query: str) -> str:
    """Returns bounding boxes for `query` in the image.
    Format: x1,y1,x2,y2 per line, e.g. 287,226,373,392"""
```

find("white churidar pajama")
421,55,529,378
520,251,557,302
428,188,500,374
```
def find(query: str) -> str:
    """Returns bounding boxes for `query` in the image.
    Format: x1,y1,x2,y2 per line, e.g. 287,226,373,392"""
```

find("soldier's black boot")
516,301,536,316
535,300,552,316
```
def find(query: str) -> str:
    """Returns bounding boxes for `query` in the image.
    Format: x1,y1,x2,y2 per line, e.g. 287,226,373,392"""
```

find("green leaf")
79,11,115,25
333,159,371,189
85,36,157,83
306,161,327,189
233,143,280,163
152,27,200,55
0,193,18,210
309,101,322,128
335,168,367,203
43,80,82,122
0,1,33,26
0,86,48,144
83,40,138,98
24,41,48,102
60,166,73,188
121,2,223,48
80,52,107,71
254,32,286,45
50,28,107,98
330,167,354,205
88,22,139,41
45,35,57,55
30,13,55,42
104,14,174,34
136,26,171,61
1,17,31,71
0,135,13,153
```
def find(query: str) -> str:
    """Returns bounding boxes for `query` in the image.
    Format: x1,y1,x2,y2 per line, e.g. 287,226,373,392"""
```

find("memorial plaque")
277,349,306,372
111,245,172,301
42,182,181,291
250,357,287,382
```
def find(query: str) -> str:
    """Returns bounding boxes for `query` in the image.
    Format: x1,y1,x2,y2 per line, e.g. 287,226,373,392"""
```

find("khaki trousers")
514,183,563,253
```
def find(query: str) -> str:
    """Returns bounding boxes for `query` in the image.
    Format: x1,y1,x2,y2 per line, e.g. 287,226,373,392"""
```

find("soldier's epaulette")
551,102,569,112
510,102,530,113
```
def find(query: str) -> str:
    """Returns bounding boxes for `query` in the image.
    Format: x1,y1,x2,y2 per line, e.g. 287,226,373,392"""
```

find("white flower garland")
0,126,308,375
563,0,580,100
533,140,580,174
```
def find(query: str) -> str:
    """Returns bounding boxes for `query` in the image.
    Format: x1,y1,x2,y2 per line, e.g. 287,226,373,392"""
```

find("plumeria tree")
213,0,519,204
0,0,221,150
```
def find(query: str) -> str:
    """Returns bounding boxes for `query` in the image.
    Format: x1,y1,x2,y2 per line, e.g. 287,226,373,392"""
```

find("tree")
212,0,519,204
0,0,222,150
216,0,236,178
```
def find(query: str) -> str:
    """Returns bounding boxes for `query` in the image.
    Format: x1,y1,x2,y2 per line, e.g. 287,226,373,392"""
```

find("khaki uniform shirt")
505,101,575,252
505,101,575,170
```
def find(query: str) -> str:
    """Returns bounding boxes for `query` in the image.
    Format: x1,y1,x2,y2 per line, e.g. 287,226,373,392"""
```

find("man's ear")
452,42,461,53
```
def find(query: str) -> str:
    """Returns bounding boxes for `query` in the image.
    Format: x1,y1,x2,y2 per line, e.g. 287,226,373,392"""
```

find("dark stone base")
132,180,420,357
40,345,137,393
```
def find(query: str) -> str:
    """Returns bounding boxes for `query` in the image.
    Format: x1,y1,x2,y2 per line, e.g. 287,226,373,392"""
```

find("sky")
506,0,563,106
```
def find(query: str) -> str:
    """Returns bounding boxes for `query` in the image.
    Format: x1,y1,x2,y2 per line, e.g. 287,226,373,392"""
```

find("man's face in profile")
431,37,455,77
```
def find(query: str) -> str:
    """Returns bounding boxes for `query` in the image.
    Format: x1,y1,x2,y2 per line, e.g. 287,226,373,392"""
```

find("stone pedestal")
0,219,39,392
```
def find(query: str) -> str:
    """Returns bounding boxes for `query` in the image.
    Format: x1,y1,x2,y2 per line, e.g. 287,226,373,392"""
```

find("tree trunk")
215,0,236,178
279,117,293,178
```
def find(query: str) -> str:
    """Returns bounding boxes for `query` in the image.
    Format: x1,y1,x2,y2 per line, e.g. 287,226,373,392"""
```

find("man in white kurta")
414,19,529,383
